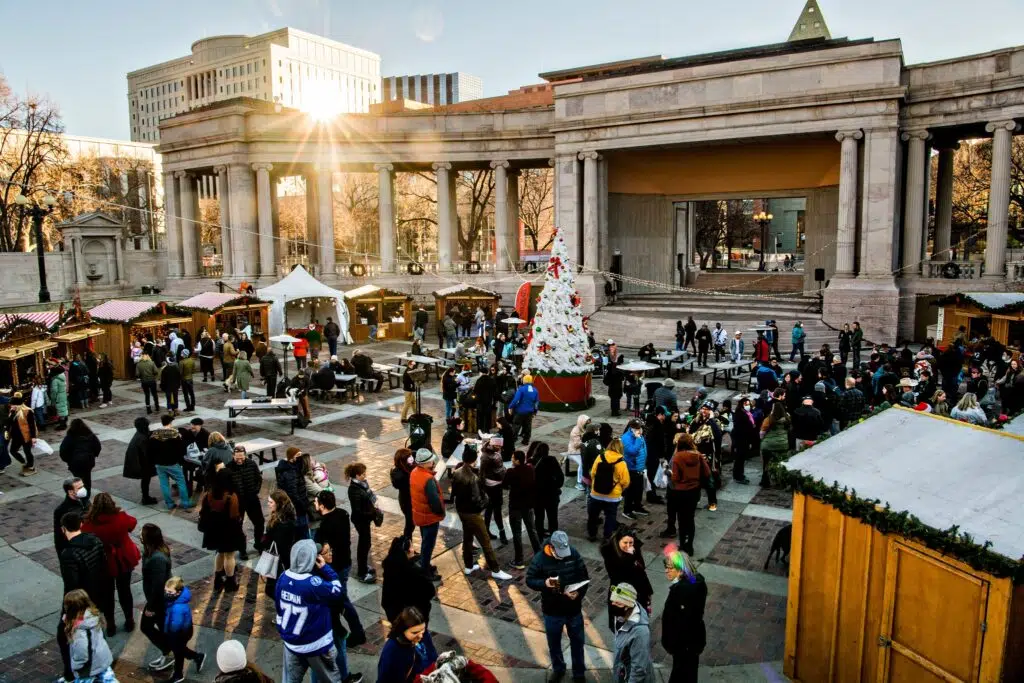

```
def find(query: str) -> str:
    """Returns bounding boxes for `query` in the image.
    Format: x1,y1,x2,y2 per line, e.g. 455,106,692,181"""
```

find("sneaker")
149,654,173,671
20,466,37,477
621,511,635,521
491,569,514,581
635,508,650,517
195,651,207,673
707,504,718,511
509,561,526,570
575,483,586,491
359,572,376,584
346,632,367,648
99,403,107,408
463,564,480,575
0,466,6,474
343,675,364,683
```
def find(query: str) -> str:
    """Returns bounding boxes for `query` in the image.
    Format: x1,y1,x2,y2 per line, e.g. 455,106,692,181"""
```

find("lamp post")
15,192,57,303
753,210,774,272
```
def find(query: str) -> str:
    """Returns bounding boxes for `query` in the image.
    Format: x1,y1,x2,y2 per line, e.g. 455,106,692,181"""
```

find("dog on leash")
764,523,792,569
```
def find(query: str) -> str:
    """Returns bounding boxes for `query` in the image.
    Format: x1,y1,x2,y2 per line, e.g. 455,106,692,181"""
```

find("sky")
2,0,1023,140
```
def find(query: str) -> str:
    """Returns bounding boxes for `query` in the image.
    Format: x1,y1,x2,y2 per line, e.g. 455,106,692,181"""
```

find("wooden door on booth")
877,541,989,683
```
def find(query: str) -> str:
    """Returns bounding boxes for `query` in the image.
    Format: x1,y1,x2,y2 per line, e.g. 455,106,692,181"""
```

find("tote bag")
255,541,279,579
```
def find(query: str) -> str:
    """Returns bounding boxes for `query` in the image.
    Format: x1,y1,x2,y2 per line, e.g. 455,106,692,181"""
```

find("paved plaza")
0,341,792,682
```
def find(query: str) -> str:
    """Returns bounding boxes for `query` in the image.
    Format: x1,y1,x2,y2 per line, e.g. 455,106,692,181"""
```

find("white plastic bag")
32,439,54,456
654,460,670,489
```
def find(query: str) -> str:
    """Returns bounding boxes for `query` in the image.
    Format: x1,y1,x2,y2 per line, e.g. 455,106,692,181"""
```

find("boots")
214,570,225,591
224,574,239,592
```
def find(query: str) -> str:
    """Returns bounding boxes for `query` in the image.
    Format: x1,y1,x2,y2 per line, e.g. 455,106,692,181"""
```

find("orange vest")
410,466,445,527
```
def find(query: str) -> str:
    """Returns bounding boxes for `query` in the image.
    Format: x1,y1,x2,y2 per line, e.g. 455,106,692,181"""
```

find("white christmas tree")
523,229,593,375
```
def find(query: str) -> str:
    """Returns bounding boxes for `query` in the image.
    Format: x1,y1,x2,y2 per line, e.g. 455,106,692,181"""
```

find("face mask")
75,488,88,499
622,546,634,555
407,456,415,466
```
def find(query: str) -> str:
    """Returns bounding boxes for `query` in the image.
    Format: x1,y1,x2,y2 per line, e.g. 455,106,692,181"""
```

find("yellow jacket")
589,449,631,502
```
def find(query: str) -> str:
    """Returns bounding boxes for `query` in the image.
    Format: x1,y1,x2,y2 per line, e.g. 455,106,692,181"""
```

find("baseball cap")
609,582,638,607
549,530,571,559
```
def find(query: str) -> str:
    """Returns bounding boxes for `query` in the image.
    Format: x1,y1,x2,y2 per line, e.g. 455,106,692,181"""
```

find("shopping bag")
254,541,279,579
31,439,54,456
653,460,670,489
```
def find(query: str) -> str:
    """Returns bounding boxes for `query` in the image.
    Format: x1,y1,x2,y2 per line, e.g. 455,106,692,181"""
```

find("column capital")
985,120,1021,134
900,129,931,142
173,170,190,179
548,158,556,167
374,163,394,173
431,162,452,172
578,151,600,161
251,163,273,173
213,165,228,175
835,129,863,142
489,160,510,170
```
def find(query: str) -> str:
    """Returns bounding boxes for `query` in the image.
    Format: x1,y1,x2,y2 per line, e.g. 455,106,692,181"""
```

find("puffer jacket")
228,457,263,499
275,459,308,516
59,432,101,476
142,550,172,611
148,427,186,467
69,609,114,677
164,587,194,635
49,371,69,417
260,351,282,378
621,430,648,472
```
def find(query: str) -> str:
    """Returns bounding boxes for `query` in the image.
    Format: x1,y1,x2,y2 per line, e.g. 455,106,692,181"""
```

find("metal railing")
922,260,984,280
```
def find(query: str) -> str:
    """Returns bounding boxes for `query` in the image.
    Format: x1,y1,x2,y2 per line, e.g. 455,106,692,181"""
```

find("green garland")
768,407,1024,584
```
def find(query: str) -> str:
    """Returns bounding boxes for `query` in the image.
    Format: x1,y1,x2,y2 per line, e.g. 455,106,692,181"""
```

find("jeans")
327,337,338,357
33,406,46,429
445,398,456,419
666,488,701,554
284,645,341,683
419,522,440,572
623,470,645,514
697,348,708,366
513,411,534,444
790,341,805,362
369,324,378,341
156,464,192,509
335,566,365,640
609,394,622,416
295,514,311,540
241,495,265,549
483,483,505,540
181,380,195,411
311,635,348,683
675,340,683,351
140,607,168,656
543,612,586,678
586,497,620,539
414,326,425,341
460,512,500,570
164,390,178,412
353,515,372,576
141,380,159,409
509,508,540,564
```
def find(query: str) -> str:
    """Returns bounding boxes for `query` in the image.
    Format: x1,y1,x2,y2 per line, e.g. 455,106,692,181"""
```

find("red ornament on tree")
547,256,563,279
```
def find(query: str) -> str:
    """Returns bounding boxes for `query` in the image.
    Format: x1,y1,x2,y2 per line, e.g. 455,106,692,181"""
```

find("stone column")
900,130,930,275
598,156,609,273
71,236,84,286
114,236,125,284
215,166,233,276
136,169,151,249
253,163,275,278
176,171,198,277
984,120,1020,280
932,144,957,261
555,154,581,263
580,151,600,270
162,171,181,276
228,164,257,277
317,166,335,276
506,169,521,268
433,162,454,268
549,159,558,225
491,160,510,270
859,128,901,277
375,163,396,272
834,130,862,277
448,175,459,262
305,170,320,267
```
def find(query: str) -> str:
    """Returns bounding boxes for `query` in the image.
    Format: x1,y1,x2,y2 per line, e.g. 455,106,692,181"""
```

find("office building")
380,72,483,106
126,27,381,142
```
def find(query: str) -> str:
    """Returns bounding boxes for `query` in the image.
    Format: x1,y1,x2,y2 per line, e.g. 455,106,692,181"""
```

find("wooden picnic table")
403,353,445,378
225,398,297,437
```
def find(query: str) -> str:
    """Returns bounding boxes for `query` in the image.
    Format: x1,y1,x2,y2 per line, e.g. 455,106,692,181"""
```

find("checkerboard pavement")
0,340,793,681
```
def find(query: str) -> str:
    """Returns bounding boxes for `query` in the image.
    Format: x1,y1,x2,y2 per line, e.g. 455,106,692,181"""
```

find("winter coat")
601,542,654,610
59,532,107,599
123,418,153,479
381,541,436,623
791,325,806,344
260,352,282,379
508,383,540,415
390,464,412,512
480,448,506,487
49,371,69,417
568,415,589,453
82,510,141,576
503,461,537,511
348,479,377,522
164,587,194,635
669,449,710,492
662,575,708,657
410,466,446,527
378,630,439,683
441,425,464,460
613,605,655,683
227,457,263,499
59,432,101,477
621,430,648,472
653,386,679,414
315,507,353,570
589,450,631,502
533,453,565,504
159,362,181,392
451,465,489,515
53,496,87,556
69,609,114,678
791,404,825,441
261,519,299,573
275,459,309,516
200,491,244,553
223,341,238,364
142,550,172,611
838,330,852,352
760,410,791,455
98,363,114,389
136,358,159,383
695,328,712,351
603,365,625,398
525,546,590,617
148,427,186,467
233,358,254,391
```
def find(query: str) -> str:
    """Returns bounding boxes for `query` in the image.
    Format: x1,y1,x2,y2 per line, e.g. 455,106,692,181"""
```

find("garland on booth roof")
767,407,1024,584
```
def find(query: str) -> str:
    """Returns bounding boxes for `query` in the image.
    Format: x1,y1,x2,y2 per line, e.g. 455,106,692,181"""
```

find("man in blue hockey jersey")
275,539,345,682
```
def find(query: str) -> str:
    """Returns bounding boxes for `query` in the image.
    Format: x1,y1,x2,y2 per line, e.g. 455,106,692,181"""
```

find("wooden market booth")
432,284,501,333
0,314,57,390
178,292,270,340
781,407,1024,683
88,300,192,379
46,304,106,359
934,292,1024,351
344,284,413,343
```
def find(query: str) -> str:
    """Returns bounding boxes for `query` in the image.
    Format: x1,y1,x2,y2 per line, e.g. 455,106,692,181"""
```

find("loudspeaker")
814,268,825,282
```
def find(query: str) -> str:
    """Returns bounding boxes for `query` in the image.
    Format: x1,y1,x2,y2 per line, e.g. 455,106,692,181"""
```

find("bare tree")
333,172,378,260
519,168,554,251
693,201,725,270
457,169,494,260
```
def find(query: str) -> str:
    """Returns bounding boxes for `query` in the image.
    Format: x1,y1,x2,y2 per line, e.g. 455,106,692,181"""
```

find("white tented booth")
258,266,352,342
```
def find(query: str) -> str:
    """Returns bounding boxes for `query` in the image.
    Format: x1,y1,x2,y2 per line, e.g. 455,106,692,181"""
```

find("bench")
235,437,284,465
226,414,295,437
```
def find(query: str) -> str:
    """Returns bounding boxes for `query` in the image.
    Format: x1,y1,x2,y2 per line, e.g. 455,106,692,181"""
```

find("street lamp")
753,210,774,272
14,192,57,303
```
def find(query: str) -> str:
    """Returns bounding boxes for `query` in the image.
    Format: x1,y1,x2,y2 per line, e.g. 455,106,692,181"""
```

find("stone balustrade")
1009,261,1024,283
922,260,984,280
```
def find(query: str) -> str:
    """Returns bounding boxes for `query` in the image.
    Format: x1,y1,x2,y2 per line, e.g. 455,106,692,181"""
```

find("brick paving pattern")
705,515,791,577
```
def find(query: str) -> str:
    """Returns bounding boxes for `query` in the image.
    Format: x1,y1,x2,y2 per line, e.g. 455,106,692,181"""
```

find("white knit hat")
217,640,248,673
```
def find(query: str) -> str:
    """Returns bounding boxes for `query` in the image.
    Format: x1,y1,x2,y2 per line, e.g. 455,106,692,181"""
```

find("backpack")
592,452,617,496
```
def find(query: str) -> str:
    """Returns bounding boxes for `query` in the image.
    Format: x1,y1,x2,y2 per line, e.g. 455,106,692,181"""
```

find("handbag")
653,460,670,489
255,541,280,579
373,507,384,527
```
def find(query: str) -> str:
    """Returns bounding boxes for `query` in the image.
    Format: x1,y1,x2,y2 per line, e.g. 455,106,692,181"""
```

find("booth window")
968,315,992,340
1008,320,1023,350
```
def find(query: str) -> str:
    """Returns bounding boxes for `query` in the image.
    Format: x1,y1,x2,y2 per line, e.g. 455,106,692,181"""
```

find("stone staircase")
588,292,841,351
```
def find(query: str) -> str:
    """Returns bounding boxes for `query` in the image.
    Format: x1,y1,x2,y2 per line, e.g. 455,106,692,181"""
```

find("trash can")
407,413,434,452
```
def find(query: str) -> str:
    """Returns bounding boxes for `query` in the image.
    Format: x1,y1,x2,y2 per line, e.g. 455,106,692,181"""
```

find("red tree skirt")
532,373,594,412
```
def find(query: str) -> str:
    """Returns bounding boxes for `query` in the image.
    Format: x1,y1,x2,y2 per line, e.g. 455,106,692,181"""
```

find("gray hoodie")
612,603,654,683
290,538,317,574
70,608,114,677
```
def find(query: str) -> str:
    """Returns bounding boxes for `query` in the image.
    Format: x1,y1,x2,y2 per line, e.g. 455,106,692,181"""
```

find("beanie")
216,640,247,673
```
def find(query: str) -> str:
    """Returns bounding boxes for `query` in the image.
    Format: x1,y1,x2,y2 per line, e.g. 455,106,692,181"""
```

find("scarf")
353,478,377,506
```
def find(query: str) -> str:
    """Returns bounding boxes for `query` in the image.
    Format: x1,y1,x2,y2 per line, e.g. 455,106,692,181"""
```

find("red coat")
417,660,497,683
293,339,309,358
754,338,771,363
82,511,141,576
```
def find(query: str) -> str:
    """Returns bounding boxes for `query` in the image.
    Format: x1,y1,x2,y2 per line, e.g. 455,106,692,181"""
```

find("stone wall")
607,193,674,294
